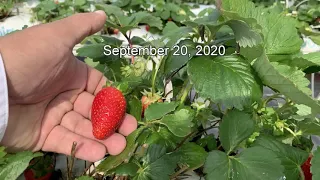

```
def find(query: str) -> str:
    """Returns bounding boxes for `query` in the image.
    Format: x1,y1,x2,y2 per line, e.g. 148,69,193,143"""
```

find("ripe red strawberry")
91,86,126,140
301,155,312,180
145,25,150,31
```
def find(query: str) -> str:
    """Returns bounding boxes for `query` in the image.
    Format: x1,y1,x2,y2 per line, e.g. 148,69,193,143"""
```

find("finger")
42,125,106,162
74,91,94,119
47,11,107,47
85,66,107,95
61,111,126,155
118,114,138,136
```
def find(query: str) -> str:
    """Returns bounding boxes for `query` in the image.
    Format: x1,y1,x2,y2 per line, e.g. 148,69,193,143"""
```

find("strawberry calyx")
141,88,163,104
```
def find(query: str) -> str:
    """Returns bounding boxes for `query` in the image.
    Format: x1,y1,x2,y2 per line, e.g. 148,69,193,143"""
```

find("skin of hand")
0,11,138,162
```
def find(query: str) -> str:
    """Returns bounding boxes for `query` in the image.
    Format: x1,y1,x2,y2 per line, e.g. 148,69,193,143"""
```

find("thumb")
47,10,107,48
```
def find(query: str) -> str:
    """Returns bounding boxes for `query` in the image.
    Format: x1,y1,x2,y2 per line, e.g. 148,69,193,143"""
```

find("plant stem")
67,142,77,180
179,79,193,106
174,130,198,151
82,162,94,176
284,127,301,144
164,63,188,88
170,165,189,179
195,120,220,137
123,33,134,64
276,100,292,114
217,103,223,113
262,93,284,107
151,60,158,96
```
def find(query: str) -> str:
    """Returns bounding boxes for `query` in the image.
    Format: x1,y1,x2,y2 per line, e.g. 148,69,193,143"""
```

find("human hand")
0,11,138,162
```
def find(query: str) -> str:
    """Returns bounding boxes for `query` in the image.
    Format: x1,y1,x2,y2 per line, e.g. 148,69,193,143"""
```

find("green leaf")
0,147,6,159
252,53,320,115
143,144,166,165
162,21,179,35
204,150,230,179
174,142,208,169
188,55,262,110
75,176,95,180
131,36,150,46
161,26,194,48
74,0,86,6
128,96,142,122
171,12,185,22
297,119,320,136
145,102,179,121
130,12,163,30
96,127,145,172
0,151,42,180
311,146,320,179
164,39,197,75
269,52,320,72
204,147,284,180
160,10,170,20
280,52,320,71
221,0,303,55
0,147,7,165
76,44,105,59
40,1,57,11
291,104,312,121
112,163,139,176
93,35,123,47
198,7,215,17
95,4,124,17
225,20,262,48
252,135,309,180
310,35,320,46
160,109,194,137
113,0,130,7
196,135,217,151
219,109,255,154
145,127,183,151
138,145,178,180
232,147,284,180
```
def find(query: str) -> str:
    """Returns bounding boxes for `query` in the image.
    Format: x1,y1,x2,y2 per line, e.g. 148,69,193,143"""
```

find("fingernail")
94,10,106,16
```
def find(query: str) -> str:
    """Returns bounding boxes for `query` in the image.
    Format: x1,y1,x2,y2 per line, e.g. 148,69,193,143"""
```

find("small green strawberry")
121,60,146,77
91,86,126,140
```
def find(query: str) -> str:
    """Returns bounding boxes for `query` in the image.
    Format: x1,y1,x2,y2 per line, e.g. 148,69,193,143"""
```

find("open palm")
0,11,137,162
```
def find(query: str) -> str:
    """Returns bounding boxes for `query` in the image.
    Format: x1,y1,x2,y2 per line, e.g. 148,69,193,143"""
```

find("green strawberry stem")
151,59,158,96
261,93,284,108
298,166,305,180
179,78,193,106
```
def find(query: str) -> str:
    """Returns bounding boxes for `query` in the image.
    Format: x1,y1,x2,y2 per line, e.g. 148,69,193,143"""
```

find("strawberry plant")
0,0,23,21
251,0,320,46
30,0,93,23
0,146,43,179
94,1,196,35
74,0,320,179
